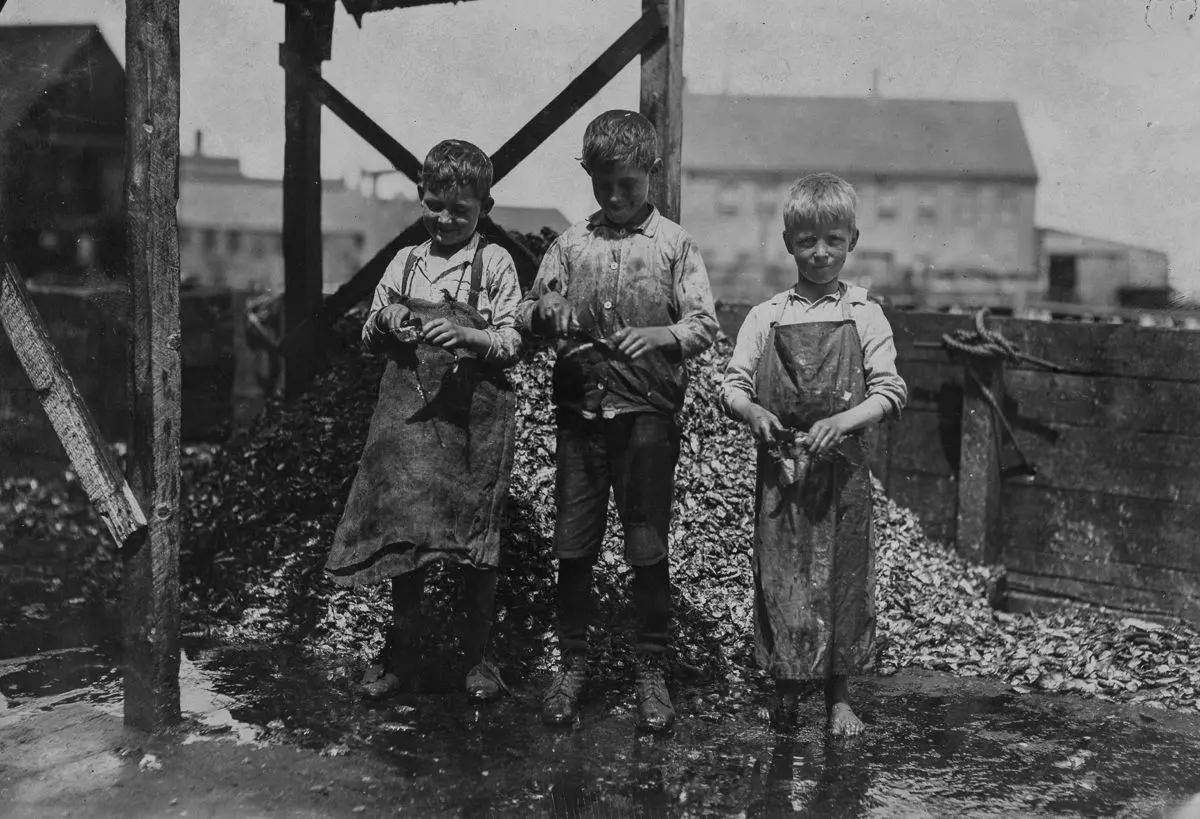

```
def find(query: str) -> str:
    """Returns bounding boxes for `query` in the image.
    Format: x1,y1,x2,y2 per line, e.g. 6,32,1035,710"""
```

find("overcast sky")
7,0,1200,297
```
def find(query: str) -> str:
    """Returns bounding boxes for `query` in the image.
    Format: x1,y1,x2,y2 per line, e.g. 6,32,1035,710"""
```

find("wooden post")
640,0,683,222
280,0,333,399
956,361,1003,563
0,263,146,547
124,0,182,731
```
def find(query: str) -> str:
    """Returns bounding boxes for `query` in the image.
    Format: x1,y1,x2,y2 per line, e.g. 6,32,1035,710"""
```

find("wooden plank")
887,409,960,477
886,310,1200,382
1011,423,1200,503
1006,548,1200,599
1003,552,1200,610
123,0,182,732
490,5,668,184
899,359,963,416
640,0,682,221
999,486,1200,574
281,1,330,399
280,55,422,184
886,472,957,547
0,263,146,544
1006,370,1200,436
956,360,1002,563
1005,571,1200,623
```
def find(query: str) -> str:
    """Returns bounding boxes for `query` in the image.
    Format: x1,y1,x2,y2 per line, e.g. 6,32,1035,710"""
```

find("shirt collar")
416,232,480,267
586,204,660,237
768,282,869,306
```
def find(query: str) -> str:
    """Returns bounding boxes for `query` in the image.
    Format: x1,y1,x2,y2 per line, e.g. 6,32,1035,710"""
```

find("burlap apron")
752,294,875,680
326,239,517,587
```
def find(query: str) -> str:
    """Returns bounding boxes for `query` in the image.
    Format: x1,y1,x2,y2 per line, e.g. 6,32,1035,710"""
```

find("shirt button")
596,383,607,391
603,300,614,310
608,262,618,270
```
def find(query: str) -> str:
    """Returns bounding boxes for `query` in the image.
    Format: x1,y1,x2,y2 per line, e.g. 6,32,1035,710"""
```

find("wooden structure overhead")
277,0,685,396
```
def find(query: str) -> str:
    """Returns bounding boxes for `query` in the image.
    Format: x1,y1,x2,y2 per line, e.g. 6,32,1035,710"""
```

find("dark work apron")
326,239,517,587
752,294,875,680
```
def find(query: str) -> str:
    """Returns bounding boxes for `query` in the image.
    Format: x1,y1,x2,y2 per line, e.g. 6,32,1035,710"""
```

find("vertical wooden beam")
956,362,1003,564
123,0,181,731
280,1,333,399
640,0,683,222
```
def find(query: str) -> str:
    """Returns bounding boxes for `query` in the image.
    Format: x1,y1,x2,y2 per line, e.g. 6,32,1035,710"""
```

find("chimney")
194,129,203,156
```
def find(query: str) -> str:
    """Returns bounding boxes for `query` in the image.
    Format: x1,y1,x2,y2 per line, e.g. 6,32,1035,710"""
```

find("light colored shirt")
363,233,522,366
720,283,907,420
517,206,719,416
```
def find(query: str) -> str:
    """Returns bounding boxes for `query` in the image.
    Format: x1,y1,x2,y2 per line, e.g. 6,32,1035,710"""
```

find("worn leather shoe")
465,659,508,702
541,653,588,726
635,654,675,733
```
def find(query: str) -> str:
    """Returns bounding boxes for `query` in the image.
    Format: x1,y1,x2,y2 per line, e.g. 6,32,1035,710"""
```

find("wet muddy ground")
3,551,1200,819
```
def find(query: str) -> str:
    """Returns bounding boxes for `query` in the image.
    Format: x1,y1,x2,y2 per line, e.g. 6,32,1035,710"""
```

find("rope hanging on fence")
938,309,1064,479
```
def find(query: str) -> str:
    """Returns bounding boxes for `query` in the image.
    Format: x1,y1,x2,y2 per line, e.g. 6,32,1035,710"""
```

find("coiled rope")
939,309,1064,479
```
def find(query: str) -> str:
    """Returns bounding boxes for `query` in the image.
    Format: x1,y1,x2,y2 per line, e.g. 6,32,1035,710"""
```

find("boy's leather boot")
541,652,588,726
635,654,675,733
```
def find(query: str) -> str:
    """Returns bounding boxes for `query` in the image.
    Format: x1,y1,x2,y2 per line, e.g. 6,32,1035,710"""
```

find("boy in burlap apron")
326,140,522,703
722,173,907,737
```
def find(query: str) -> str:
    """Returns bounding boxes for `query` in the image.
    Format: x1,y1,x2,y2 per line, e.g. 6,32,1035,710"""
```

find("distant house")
179,142,401,294
1038,228,1170,309
0,25,125,283
681,93,1041,307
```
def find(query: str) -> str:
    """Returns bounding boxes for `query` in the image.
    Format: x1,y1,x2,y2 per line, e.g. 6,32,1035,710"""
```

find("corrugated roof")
683,93,1037,181
0,25,111,134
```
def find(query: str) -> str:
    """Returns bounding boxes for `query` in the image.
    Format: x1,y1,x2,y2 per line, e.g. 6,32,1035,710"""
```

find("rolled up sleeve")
482,251,523,366
362,249,411,353
720,303,770,417
857,302,907,418
667,236,719,358
517,239,568,336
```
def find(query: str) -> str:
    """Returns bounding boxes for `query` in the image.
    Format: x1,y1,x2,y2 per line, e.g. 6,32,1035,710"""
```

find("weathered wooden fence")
0,286,247,475
718,305,1200,624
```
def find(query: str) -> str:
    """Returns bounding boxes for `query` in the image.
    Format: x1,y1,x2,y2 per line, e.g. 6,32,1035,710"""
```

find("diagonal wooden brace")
490,4,668,184
280,48,423,184
0,262,147,547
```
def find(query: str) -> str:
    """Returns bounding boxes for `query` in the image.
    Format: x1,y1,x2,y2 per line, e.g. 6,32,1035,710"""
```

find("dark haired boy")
518,110,719,732
327,139,522,704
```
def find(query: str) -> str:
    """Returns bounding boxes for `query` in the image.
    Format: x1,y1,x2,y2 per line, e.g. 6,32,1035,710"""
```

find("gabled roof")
683,93,1038,181
0,25,119,134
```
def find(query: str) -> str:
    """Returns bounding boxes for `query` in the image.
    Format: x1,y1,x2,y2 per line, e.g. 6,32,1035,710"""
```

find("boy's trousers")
553,410,680,655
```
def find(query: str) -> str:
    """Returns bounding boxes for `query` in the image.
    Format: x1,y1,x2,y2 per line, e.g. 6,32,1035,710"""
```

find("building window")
1047,254,1078,302
957,184,981,225
227,230,242,254
251,233,266,258
202,229,218,252
877,184,898,221
997,184,1019,226
917,185,938,224
717,182,740,216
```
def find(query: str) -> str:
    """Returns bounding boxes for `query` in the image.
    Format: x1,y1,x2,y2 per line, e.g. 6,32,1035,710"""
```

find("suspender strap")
399,248,420,297
840,289,856,322
467,236,487,311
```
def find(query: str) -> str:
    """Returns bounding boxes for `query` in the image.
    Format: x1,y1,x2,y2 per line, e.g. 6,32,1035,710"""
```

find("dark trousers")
388,565,497,668
554,411,680,655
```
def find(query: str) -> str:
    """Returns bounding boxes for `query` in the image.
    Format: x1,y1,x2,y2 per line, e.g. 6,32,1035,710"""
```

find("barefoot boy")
721,173,906,736
326,140,522,703
518,110,718,732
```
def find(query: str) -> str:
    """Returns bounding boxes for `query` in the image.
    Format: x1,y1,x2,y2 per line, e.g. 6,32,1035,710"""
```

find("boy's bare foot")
827,702,864,736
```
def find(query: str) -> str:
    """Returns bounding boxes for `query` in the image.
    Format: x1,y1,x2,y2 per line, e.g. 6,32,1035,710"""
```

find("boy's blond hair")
783,173,858,236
